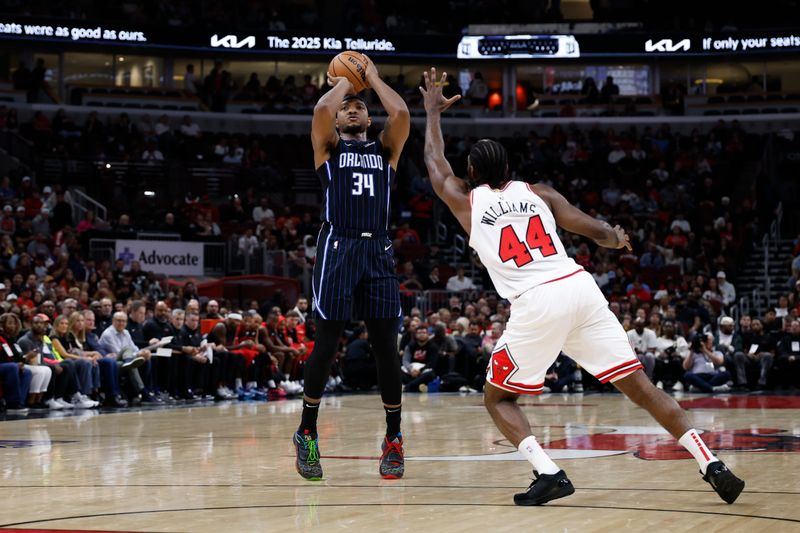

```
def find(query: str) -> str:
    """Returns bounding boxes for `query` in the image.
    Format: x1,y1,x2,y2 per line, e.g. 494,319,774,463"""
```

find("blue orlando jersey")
316,138,393,232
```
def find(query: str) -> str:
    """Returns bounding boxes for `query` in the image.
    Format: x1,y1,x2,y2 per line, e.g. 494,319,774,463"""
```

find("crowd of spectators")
1,98,797,416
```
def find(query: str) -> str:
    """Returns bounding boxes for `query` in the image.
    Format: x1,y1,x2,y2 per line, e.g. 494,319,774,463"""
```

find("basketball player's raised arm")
362,55,410,167
531,183,633,252
420,68,472,234
311,74,353,167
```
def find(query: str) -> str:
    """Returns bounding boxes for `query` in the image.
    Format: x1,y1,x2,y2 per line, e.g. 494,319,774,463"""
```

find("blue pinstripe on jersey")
316,139,390,231
312,138,400,320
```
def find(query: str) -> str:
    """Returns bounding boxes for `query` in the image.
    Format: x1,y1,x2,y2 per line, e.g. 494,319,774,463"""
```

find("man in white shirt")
154,115,171,137
670,213,691,234
446,267,476,292
100,312,153,400
607,143,626,164
179,115,201,138
592,263,610,290
238,228,259,256
717,271,736,306
141,142,164,162
627,317,658,380
252,197,275,223
100,312,151,364
655,320,689,390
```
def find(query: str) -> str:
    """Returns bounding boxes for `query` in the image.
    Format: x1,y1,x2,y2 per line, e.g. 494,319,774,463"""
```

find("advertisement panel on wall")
115,240,204,277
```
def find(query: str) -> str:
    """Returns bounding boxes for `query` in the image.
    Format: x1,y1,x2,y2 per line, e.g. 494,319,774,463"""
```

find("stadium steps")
186,165,236,196
737,239,794,307
292,168,319,192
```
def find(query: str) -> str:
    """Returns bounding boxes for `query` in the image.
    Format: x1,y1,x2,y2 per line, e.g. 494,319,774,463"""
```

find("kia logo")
645,38,691,53
210,34,256,48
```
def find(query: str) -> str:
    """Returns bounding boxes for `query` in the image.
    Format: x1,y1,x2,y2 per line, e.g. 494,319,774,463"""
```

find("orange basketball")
328,51,369,93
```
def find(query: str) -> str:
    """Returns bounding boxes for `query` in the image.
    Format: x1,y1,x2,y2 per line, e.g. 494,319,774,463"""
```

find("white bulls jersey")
469,181,582,302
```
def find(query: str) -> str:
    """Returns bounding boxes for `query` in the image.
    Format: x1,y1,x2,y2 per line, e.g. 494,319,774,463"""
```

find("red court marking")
0,530,142,533
544,427,800,460
679,396,800,410
516,403,598,407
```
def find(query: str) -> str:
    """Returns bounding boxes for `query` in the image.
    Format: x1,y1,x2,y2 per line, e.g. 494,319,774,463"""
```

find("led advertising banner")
1,19,798,59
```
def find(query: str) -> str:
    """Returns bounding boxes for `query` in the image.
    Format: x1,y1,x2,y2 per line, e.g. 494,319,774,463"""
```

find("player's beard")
341,122,366,135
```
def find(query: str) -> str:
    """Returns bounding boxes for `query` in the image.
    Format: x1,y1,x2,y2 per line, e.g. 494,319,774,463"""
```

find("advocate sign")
116,240,203,277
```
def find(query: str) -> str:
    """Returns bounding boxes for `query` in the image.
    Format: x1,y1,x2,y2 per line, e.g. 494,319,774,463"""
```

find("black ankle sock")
385,405,401,438
299,400,320,434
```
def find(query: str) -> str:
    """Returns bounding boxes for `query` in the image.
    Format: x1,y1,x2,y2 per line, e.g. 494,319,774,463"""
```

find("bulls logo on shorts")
488,345,544,394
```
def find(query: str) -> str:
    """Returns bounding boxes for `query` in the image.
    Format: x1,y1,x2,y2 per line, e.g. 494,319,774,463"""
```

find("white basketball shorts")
486,269,641,394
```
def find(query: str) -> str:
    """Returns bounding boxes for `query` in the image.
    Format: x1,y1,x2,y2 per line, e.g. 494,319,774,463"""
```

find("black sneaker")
514,470,575,506
379,434,404,479
702,461,744,504
293,430,322,481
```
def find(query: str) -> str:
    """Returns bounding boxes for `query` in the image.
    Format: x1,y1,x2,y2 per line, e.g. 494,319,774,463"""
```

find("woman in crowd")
0,312,50,407
49,314,99,407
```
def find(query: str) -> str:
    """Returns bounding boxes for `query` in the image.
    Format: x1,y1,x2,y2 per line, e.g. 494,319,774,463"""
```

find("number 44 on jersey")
498,215,557,267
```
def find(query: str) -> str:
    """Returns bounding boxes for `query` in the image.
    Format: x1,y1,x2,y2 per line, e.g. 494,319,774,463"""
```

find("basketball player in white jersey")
420,68,744,506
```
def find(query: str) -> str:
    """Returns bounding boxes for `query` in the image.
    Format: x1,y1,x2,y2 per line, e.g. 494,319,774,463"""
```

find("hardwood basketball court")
0,392,798,532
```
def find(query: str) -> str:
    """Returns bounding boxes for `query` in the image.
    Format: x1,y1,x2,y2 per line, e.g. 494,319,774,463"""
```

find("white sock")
678,429,716,474
517,435,560,475
235,378,243,390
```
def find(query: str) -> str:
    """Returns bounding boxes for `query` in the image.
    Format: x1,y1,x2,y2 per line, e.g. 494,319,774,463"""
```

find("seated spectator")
714,316,742,385
655,320,688,391
774,319,800,389
178,115,201,138
18,314,83,409
626,277,652,302
99,311,153,402
640,243,665,270
201,299,221,321
627,317,658,380
49,314,99,407
341,326,376,391
716,271,736,307
0,312,50,408
683,333,730,393
544,354,580,393
252,197,275,223
481,320,504,356
0,314,33,413
183,312,223,400
446,267,476,292
735,317,774,390
81,309,126,406
75,210,98,234
141,142,164,162
402,326,439,392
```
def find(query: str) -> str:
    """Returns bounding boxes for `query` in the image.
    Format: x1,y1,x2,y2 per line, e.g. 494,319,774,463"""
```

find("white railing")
70,188,108,224
400,289,498,317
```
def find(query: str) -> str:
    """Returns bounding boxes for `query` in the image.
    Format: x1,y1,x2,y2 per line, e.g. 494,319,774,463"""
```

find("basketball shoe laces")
383,437,403,464
304,435,320,464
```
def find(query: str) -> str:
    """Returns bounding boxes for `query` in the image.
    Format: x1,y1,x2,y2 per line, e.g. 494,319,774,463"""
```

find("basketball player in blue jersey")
293,55,410,480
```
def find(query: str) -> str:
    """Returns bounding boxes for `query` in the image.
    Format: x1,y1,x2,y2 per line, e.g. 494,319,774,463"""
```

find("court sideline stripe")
1,503,798,528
